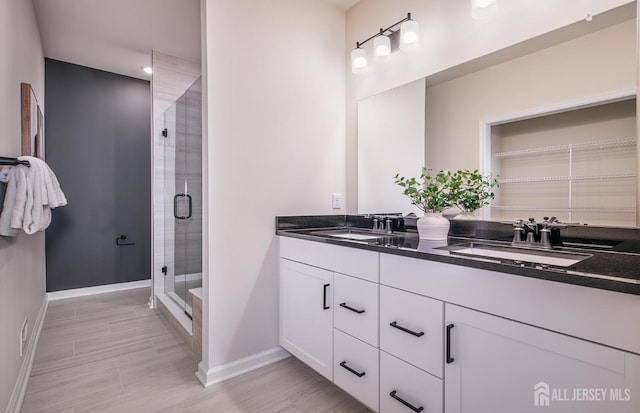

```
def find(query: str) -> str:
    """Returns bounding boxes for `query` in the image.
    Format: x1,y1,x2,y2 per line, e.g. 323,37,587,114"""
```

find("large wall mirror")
357,2,638,227
358,78,425,215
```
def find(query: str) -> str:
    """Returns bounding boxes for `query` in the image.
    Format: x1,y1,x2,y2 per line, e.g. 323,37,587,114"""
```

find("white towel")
0,167,20,236
19,156,67,209
9,165,27,230
0,157,67,235
22,159,51,234
0,167,10,183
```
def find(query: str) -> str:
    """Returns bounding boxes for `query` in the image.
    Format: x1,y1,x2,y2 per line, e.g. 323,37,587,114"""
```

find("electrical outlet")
19,318,28,357
332,193,343,210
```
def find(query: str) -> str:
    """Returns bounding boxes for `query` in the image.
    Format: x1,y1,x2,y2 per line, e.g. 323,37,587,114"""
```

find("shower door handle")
173,194,192,220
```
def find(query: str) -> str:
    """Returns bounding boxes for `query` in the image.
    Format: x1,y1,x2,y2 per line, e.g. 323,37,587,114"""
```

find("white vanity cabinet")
445,304,640,413
279,258,333,380
279,236,640,413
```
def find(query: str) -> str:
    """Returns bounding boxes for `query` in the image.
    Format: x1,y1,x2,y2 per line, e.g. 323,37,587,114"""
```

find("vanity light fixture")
471,0,498,20
351,13,419,74
351,47,369,74
142,66,153,75
373,30,391,62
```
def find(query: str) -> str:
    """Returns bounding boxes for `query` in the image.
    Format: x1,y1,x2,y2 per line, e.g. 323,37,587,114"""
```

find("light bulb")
351,48,368,74
142,66,152,75
400,19,419,51
373,35,391,62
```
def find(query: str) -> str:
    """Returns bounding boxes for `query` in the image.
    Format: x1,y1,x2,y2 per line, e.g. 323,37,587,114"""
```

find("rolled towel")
1,157,67,235
19,156,67,209
8,165,28,234
0,167,20,237
0,167,10,183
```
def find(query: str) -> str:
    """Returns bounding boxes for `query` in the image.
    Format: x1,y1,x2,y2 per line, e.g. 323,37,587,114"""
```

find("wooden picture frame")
21,82,44,160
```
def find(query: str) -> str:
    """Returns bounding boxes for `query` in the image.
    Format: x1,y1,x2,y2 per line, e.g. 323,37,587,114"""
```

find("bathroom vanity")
277,215,640,413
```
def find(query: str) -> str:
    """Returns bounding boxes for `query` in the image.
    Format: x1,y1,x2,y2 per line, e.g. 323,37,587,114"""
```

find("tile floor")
20,288,369,413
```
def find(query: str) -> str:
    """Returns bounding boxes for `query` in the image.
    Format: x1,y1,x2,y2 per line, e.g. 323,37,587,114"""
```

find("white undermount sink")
309,228,390,242
440,242,591,267
327,232,382,241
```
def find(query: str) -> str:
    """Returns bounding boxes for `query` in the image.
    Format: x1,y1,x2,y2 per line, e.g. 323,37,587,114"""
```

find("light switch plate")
332,193,343,209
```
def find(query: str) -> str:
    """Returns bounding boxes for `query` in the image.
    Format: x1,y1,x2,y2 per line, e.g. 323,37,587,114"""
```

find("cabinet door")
445,304,640,413
280,259,333,380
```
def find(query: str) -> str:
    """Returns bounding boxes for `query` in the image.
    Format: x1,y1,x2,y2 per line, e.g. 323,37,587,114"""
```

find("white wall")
345,0,634,211
0,0,46,411
199,0,345,382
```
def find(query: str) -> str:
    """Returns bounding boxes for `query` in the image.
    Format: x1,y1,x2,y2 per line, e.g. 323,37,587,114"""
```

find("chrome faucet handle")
512,219,524,243
539,223,552,248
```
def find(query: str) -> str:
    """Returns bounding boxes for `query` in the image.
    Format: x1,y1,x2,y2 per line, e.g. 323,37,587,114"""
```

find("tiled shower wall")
151,51,201,302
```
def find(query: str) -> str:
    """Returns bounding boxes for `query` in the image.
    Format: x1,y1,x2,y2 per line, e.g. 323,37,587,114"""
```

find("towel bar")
0,156,30,167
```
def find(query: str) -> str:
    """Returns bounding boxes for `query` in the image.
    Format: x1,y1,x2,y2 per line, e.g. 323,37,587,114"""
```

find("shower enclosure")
162,78,202,316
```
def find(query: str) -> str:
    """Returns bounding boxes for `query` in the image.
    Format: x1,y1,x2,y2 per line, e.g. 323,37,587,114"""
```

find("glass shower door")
163,78,202,316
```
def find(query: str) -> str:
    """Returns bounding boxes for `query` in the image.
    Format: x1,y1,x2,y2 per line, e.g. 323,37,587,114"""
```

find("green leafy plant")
449,169,499,212
394,167,456,213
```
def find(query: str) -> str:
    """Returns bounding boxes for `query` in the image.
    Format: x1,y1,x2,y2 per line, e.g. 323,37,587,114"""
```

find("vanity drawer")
334,273,378,346
333,329,379,412
280,237,378,282
380,285,444,378
380,350,443,413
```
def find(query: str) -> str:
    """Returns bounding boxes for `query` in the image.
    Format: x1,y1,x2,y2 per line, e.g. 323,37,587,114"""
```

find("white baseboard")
5,295,48,413
47,279,151,301
196,346,291,387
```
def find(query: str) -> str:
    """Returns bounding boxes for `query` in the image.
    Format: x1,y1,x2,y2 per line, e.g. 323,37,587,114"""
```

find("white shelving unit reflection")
492,137,637,222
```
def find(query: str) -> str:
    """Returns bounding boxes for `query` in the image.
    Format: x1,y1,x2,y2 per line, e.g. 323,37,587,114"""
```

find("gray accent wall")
45,59,151,292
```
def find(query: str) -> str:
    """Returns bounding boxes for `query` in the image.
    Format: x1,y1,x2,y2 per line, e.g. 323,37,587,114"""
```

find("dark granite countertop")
276,215,640,296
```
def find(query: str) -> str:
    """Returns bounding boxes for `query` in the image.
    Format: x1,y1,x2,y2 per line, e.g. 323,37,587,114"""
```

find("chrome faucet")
511,217,571,249
371,215,399,234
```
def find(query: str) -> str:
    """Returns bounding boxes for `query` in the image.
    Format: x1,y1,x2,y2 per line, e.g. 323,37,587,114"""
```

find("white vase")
417,212,450,240
453,210,479,220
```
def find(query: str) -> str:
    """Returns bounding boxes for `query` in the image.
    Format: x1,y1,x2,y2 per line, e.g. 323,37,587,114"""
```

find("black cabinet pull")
446,323,455,364
389,390,424,413
339,361,366,377
322,284,330,310
339,302,365,314
390,321,424,337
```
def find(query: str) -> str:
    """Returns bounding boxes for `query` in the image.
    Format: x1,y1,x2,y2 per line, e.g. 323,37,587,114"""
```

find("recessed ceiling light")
142,66,152,75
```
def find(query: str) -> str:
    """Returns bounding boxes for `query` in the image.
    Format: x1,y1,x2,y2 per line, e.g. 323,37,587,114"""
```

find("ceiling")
32,0,360,81
32,0,201,80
